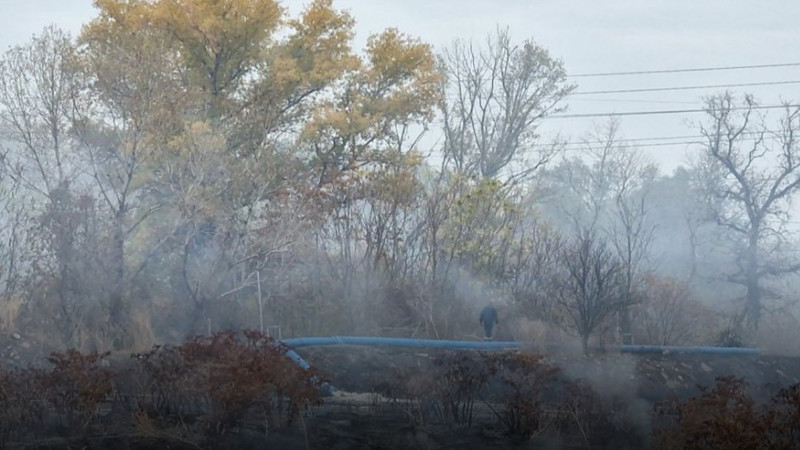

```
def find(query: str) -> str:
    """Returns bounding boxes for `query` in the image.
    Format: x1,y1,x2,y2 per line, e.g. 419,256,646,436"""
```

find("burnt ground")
2,331,800,449
292,346,800,449
296,345,800,402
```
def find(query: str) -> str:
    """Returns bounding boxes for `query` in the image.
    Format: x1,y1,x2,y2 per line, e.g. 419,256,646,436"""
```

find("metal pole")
257,270,264,333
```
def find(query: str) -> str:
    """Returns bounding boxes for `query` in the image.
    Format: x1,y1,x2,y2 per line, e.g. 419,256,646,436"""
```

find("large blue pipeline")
283,336,760,355
281,336,761,394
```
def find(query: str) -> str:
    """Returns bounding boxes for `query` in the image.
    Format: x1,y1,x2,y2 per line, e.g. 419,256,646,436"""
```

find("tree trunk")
742,230,761,331
108,218,127,349
581,334,590,355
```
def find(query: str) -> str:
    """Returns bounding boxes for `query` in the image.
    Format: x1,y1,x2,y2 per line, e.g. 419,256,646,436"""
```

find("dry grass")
0,295,24,331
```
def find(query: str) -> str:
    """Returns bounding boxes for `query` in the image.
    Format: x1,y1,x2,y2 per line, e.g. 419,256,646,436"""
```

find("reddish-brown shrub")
655,377,800,450
36,350,116,435
132,330,323,441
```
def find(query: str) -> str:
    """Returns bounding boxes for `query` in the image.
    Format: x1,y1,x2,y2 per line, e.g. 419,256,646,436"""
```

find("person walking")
479,304,499,340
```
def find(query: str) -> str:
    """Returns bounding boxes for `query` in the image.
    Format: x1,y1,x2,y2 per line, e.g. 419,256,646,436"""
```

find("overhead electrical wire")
570,98,700,105
549,103,799,120
572,80,800,95
560,135,775,152
562,140,702,150
541,62,800,150
569,62,800,78
532,129,783,151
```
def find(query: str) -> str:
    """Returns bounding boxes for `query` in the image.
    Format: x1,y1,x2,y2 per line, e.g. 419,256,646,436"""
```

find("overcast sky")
2,0,800,173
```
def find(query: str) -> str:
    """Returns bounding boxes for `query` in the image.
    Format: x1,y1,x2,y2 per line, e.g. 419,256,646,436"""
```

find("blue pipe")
278,345,336,395
284,336,521,350
283,336,760,355
621,344,760,355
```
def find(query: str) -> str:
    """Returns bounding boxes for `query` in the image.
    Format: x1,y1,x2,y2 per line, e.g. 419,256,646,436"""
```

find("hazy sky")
2,0,800,173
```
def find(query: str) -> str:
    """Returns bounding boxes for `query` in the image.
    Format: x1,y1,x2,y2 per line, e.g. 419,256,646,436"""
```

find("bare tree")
69,23,186,345
555,233,632,354
554,119,657,342
506,221,564,322
0,27,104,347
0,25,78,197
634,276,710,346
440,28,574,181
0,151,28,330
695,92,800,331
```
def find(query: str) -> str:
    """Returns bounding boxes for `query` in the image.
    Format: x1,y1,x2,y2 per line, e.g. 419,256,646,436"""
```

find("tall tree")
694,92,800,331
549,119,657,342
302,27,441,187
0,27,108,348
0,151,27,330
555,233,631,354
0,25,78,197
145,0,282,117
440,28,574,181
74,9,191,346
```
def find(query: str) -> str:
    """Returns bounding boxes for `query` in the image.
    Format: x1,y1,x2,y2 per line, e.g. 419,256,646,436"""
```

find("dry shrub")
655,377,800,450
557,380,646,449
770,383,800,445
0,367,48,444
436,352,497,426
372,351,498,427
0,295,24,331
36,350,116,435
0,350,115,445
131,343,192,419
635,275,714,346
491,353,560,438
373,366,444,426
132,330,323,442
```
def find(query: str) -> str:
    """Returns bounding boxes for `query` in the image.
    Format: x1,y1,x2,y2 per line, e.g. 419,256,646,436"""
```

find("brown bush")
0,367,48,444
655,376,800,450
770,383,800,445
36,350,116,435
372,351,499,427
436,352,497,427
490,353,560,438
373,365,445,426
132,330,324,442
557,380,646,448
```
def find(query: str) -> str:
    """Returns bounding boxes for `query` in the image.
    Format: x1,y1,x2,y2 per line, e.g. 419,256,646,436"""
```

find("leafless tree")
695,92,800,331
440,28,574,181
0,27,106,347
555,119,657,342
506,221,564,322
0,151,28,330
0,25,79,197
555,233,632,354
634,276,710,346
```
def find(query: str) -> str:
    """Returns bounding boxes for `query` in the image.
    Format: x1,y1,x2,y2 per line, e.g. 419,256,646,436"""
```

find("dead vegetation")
0,330,323,449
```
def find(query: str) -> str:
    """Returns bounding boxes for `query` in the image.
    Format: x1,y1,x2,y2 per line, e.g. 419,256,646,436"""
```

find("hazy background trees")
693,93,800,333
0,0,799,353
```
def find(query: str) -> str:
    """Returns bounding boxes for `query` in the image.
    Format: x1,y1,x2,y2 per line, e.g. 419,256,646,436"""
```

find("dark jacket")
479,305,498,326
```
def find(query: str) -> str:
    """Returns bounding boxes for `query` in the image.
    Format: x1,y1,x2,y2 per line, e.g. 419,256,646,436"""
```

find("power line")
568,134,701,145
573,80,800,95
560,135,774,151
549,103,799,120
563,140,702,150
570,62,800,78
571,98,700,105
549,129,782,151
